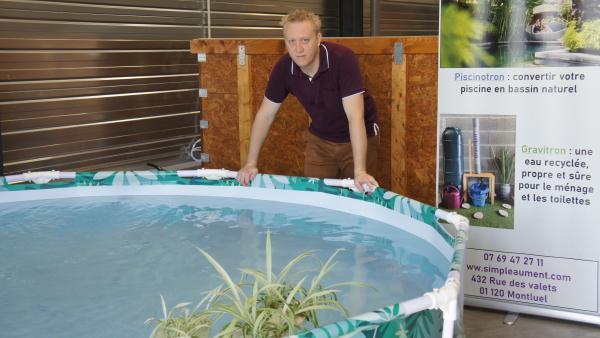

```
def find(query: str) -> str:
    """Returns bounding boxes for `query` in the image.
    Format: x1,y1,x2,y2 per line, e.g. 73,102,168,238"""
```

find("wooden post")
391,54,407,195
237,53,252,166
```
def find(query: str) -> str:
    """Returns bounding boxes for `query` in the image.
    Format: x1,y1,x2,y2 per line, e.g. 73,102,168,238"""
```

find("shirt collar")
290,43,330,77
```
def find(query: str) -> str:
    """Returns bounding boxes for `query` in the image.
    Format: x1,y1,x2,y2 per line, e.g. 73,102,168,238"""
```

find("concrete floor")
464,306,600,338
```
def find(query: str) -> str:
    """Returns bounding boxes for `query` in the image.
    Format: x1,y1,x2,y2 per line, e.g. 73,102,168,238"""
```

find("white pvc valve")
4,171,76,184
176,168,237,180
435,209,469,232
424,271,461,321
323,178,375,193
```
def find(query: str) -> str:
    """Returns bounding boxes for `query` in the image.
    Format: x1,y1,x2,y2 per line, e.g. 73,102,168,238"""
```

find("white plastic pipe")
397,269,461,338
442,315,455,338
424,270,461,338
435,209,470,233
399,295,435,317
4,171,76,184
323,178,374,193
473,118,481,174
435,209,469,338
176,169,237,180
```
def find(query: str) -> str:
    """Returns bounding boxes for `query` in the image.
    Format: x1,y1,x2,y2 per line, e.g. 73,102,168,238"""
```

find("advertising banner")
437,0,600,324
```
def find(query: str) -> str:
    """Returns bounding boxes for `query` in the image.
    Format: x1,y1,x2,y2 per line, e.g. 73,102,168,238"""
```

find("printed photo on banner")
438,114,516,229
440,0,600,68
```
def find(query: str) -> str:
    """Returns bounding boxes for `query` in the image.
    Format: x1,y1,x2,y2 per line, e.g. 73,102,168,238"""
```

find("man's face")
283,21,322,70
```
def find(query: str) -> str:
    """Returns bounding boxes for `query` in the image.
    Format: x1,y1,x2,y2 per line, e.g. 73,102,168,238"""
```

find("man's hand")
237,163,259,186
354,170,379,194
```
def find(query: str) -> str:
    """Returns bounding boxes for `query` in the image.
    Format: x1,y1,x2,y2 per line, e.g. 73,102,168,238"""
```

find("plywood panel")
358,54,392,189
201,93,240,170
250,55,306,176
200,55,237,94
405,54,438,205
259,97,307,177
200,54,239,171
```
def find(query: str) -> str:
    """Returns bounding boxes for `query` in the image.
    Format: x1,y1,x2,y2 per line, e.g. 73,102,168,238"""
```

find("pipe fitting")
177,168,237,180
425,273,461,321
5,171,76,184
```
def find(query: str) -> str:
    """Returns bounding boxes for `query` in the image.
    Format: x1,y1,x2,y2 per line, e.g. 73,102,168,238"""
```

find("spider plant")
199,231,369,337
148,231,369,338
145,294,212,338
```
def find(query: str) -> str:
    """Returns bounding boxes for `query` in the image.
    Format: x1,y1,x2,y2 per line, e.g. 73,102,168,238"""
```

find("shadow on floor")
464,306,600,338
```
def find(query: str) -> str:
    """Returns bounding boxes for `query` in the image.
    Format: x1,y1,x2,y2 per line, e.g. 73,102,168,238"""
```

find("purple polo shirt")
264,41,378,143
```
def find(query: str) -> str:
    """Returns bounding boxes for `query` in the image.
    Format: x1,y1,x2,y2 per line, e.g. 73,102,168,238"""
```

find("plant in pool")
145,294,212,338
148,231,368,338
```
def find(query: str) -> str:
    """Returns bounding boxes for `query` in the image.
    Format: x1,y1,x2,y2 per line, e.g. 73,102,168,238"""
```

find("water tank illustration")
442,127,464,189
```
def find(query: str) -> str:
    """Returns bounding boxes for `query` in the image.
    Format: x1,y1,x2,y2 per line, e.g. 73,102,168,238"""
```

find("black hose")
147,163,164,171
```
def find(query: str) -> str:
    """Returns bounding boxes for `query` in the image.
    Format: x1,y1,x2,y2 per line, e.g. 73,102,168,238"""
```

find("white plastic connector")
323,178,374,193
435,209,469,233
4,171,76,184
176,168,237,180
424,270,461,338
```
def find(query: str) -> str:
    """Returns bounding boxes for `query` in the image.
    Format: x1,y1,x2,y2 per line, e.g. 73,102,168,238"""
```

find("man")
236,9,380,193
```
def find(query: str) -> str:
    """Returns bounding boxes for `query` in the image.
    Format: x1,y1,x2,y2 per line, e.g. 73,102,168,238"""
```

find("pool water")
0,195,449,337
481,42,564,67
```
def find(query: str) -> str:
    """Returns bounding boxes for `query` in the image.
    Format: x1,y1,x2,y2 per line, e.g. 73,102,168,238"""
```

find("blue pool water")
0,195,449,337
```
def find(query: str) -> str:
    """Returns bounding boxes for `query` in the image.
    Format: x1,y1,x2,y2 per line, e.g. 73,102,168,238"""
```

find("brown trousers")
303,131,379,179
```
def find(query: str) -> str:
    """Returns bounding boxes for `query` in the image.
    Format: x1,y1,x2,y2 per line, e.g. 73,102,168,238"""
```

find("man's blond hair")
280,9,322,34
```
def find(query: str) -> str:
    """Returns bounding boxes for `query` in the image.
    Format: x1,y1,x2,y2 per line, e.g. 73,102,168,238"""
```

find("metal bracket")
238,45,246,66
199,120,208,129
199,88,208,97
197,53,207,62
393,42,404,65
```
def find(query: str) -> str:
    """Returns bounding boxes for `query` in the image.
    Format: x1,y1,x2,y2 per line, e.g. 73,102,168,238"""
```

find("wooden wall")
190,37,438,205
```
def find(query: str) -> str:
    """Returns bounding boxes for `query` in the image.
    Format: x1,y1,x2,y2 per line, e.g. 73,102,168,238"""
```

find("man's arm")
342,93,379,192
237,97,282,185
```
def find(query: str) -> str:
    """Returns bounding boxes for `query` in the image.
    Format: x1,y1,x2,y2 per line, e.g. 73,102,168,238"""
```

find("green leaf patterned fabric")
0,171,453,246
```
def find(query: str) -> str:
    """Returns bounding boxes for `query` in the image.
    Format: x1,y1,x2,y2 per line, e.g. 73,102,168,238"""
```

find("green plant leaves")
150,232,365,337
441,4,495,67
491,147,515,184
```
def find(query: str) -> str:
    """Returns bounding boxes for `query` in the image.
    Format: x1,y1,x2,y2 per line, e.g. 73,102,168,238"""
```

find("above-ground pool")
0,170,468,338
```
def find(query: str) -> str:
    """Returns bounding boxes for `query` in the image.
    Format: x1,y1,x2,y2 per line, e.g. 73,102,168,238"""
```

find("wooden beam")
330,36,438,54
391,55,408,195
191,36,438,55
191,39,286,55
238,54,252,166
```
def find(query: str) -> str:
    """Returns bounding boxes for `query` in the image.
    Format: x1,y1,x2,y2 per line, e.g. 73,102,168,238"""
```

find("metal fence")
0,0,437,174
